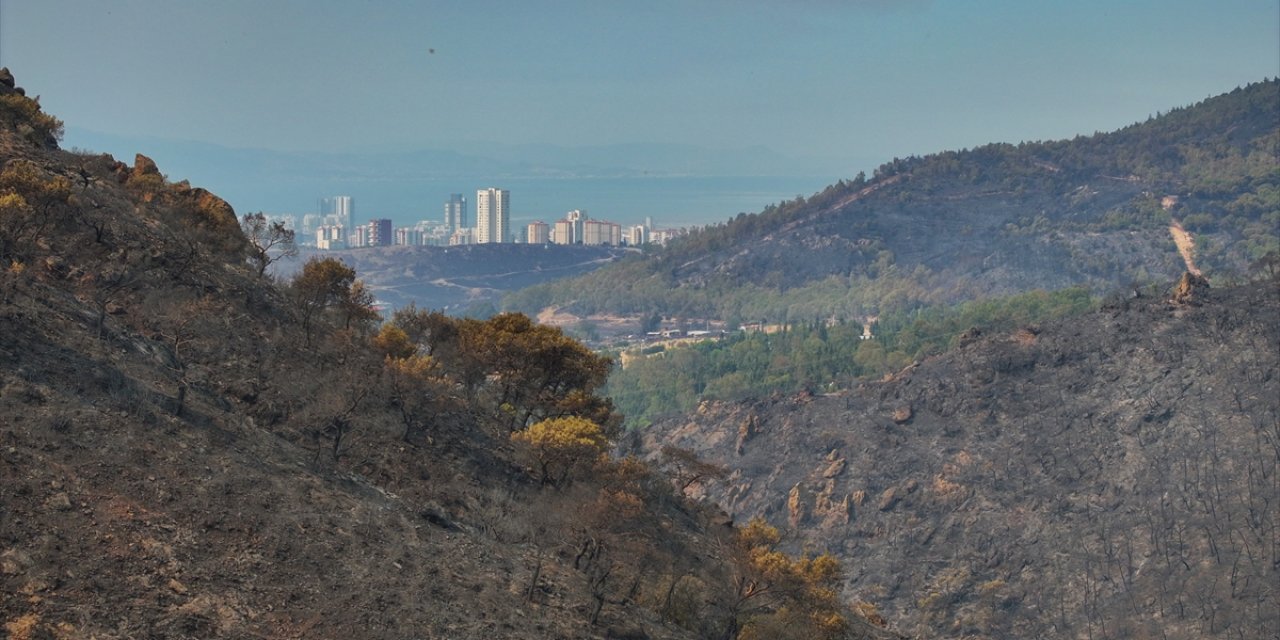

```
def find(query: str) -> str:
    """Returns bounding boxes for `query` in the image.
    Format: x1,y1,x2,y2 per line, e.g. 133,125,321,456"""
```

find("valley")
274,243,633,314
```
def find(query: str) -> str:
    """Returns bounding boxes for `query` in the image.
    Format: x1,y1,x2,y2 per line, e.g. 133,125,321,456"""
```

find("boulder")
877,486,900,512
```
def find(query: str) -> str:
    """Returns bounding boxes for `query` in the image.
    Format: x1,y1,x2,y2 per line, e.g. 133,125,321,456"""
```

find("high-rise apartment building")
526,221,549,244
315,225,346,250
445,193,467,231
475,188,509,244
301,213,324,237
349,225,369,248
552,219,575,245
334,196,353,228
449,228,474,246
582,219,622,246
566,209,586,244
649,228,676,246
395,227,424,246
626,224,648,246
320,196,354,229
369,218,393,247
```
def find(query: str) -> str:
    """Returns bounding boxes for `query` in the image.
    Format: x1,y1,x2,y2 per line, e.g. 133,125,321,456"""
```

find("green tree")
1250,250,1280,280
641,311,663,334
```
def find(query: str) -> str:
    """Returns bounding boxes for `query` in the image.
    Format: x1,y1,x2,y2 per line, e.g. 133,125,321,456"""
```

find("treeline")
607,287,1095,426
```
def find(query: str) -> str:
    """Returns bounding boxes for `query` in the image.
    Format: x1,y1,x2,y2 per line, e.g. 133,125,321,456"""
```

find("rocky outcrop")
132,153,161,179
822,451,847,478
889,404,912,425
182,187,239,233
1172,270,1210,304
813,480,852,526
734,411,759,455
875,486,900,512
786,482,809,528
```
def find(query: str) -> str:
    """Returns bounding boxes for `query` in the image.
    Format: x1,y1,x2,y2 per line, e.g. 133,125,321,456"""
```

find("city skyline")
292,192,669,250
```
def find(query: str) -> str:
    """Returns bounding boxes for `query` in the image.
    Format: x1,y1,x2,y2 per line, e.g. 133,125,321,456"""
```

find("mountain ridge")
505,79,1279,322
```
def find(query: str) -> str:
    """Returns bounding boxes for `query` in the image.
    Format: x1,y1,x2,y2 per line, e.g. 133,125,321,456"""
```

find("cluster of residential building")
444,188,510,246
301,195,440,250
269,189,684,251
524,209,676,247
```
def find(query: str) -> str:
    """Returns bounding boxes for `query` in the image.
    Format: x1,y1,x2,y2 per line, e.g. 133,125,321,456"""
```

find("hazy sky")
2,0,1278,171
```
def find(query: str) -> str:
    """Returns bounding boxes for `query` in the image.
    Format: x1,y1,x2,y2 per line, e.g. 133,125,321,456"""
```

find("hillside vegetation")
645,274,1280,639
607,287,1096,427
506,80,1279,323
0,70,895,640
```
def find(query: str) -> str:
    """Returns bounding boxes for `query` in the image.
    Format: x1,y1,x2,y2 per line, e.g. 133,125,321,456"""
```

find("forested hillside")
607,287,1096,426
644,274,1280,639
507,80,1278,323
